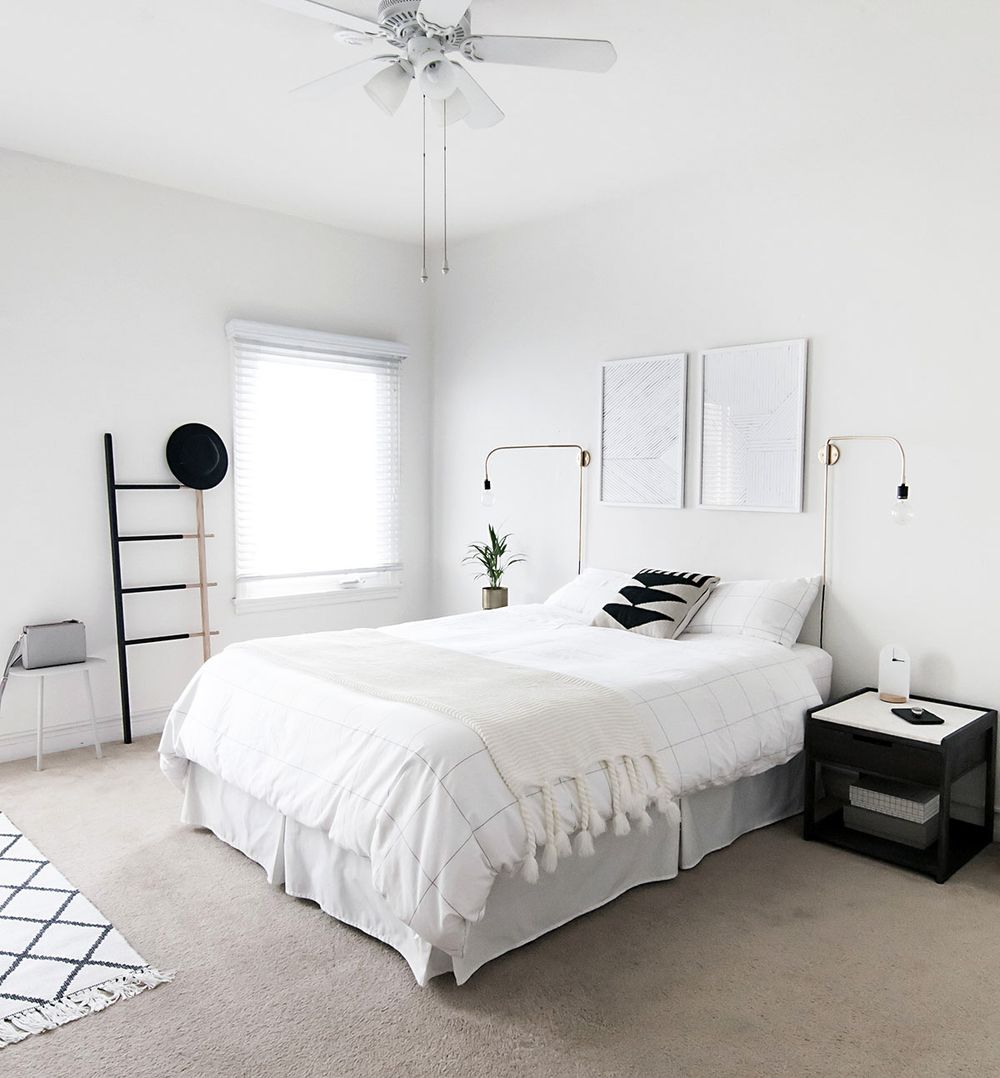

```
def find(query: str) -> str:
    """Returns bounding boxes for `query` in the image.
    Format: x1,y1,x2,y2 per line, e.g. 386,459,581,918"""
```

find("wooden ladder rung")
124,630,220,646
118,533,215,542
114,483,183,490
121,583,218,594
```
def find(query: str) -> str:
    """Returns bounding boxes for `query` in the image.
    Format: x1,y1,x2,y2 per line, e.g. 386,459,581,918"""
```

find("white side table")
6,657,105,771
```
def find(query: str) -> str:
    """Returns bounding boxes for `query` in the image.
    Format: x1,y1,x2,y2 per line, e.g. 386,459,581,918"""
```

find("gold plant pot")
482,587,508,610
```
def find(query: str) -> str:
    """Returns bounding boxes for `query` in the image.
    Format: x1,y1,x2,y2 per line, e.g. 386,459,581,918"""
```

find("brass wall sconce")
819,434,913,647
482,444,592,574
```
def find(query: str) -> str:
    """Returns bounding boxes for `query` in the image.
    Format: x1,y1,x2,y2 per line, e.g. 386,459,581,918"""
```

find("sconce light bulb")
481,489,495,508
890,498,915,525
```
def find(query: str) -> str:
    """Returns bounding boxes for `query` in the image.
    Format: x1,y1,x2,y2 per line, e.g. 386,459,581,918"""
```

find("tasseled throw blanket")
248,630,673,881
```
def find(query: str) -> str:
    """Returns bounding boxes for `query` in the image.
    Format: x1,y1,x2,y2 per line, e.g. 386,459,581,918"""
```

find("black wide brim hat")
166,424,229,490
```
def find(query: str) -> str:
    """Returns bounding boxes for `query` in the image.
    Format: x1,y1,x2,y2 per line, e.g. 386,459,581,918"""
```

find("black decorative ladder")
104,433,218,743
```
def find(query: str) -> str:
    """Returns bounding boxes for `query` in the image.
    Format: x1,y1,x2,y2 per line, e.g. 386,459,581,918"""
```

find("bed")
160,596,831,985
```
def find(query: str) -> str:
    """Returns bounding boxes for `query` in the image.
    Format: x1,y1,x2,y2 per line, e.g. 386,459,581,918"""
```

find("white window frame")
227,319,406,614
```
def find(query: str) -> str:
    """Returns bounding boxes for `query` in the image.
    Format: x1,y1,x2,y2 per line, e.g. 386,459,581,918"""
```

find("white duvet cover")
159,604,822,957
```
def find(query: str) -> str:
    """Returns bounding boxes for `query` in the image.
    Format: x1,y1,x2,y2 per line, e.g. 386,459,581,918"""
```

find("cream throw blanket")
246,630,673,881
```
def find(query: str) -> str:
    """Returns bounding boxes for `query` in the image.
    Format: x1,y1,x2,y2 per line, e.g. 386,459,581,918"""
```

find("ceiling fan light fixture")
417,55,459,100
364,60,412,115
268,0,619,280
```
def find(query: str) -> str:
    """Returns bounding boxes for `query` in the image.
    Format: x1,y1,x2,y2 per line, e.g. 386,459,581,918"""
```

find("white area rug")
0,812,173,1047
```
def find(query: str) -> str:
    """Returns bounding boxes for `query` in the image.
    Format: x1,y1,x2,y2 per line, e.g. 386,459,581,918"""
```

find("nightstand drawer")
809,721,942,785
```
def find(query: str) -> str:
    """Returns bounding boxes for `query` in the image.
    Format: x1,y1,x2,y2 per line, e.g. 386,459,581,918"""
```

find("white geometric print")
600,353,687,507
698,339,807,512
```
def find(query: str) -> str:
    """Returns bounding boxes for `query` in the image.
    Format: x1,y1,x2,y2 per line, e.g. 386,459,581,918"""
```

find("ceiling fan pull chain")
420,94,429,284
442,98,450,276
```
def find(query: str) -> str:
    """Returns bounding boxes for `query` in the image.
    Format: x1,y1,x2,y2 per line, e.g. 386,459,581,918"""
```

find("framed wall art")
600,353,687,508
698,339,807,513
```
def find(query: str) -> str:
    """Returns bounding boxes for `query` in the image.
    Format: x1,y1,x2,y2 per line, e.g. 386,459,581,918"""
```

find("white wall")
0,150,432,756
3,93,999,763
431,134,1000,705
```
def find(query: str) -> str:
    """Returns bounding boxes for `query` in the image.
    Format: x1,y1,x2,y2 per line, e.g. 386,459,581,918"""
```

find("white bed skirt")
679,752,805,870
180,757,803,985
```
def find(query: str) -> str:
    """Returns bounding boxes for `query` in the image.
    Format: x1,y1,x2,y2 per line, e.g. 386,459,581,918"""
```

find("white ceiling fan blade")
450,64,504,129
429,90,470,127
417,0,470,31
462,36,617,73
292,55,399,101
264,0,383,36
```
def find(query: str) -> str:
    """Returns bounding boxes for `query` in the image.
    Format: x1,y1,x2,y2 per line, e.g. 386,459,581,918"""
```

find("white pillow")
683,577,820,648
544,568,635,622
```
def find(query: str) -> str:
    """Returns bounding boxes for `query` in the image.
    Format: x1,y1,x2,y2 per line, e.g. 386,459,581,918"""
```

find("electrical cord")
0,632,24,712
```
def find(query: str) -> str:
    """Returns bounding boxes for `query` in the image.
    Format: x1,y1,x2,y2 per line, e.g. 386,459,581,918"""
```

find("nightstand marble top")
811,690,990,745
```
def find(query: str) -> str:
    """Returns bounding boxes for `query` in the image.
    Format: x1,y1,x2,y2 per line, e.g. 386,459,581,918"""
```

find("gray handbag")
0,621,87,710
20,620,86,669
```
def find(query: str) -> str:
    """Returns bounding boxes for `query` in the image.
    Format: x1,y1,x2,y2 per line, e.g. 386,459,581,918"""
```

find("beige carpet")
1,738,997,1078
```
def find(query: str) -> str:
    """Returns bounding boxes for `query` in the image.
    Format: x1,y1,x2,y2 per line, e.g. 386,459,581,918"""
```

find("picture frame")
697,339,808,513
600,353,687,509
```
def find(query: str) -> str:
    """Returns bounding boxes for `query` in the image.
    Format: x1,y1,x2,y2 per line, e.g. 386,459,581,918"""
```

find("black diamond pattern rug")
0,812,172,1047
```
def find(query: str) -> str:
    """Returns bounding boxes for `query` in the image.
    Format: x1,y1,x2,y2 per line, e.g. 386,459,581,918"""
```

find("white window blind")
227,320,405,611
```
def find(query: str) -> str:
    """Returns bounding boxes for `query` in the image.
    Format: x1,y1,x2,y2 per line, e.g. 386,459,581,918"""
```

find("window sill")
233,586,402,616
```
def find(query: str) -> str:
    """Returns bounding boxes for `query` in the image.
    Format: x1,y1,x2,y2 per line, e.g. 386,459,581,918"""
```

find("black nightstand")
804,688,997,883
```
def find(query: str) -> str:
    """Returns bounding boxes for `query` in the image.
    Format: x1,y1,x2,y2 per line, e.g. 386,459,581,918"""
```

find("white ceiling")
0,1,995,243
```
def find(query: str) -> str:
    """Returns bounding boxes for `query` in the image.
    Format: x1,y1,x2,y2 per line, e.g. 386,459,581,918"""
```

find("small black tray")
892,706,944,725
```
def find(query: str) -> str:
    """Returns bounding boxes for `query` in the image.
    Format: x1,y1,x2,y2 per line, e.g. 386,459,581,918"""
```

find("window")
227,320,404,613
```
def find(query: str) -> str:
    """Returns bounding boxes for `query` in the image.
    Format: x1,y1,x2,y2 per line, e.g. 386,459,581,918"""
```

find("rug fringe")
0,967,175,1048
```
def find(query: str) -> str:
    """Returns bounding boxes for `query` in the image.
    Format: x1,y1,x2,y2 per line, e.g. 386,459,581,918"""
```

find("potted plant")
463,525,525,610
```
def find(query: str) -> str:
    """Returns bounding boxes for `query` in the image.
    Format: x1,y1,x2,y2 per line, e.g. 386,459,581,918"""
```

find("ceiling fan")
265,0,618,128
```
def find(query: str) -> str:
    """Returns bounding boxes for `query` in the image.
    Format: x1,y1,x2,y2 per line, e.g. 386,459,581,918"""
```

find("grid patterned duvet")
159,604,821,956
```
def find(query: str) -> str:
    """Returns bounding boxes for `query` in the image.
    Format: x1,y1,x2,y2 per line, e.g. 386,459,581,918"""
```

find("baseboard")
0,708,169,764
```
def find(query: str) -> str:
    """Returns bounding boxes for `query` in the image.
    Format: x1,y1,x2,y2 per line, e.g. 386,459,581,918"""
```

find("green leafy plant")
463,525,525,589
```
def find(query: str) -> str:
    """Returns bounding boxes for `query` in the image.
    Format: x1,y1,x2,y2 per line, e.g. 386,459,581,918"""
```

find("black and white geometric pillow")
593,570,720,639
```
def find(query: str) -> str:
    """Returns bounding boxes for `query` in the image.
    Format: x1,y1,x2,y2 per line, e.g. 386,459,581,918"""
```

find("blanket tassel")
519,756,676,882
650,753,674,814
573,775,596,857
605,760,631,836
540,783,568,873
519,798,540,883
624,756,653,833
573,828,595,857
